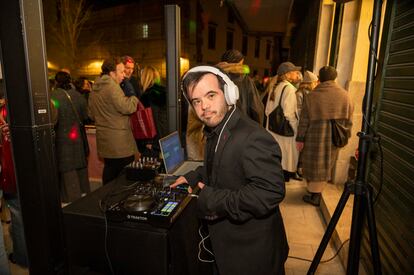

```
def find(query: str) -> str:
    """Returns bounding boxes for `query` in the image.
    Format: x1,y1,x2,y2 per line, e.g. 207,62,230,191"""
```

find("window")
242,35,248,56
254,37,260,58
142,23,148,39
228,9,235,23
266,40,271,60
208,24,216,50
226,31,234,50
329,3,344,67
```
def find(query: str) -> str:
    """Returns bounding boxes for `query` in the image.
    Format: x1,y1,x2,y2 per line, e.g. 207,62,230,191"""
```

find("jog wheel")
123,194,155,212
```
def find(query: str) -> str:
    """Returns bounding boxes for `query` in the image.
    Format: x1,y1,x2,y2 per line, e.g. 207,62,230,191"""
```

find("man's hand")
134,151,141,161
296,141,304,152
170,176,188,188
197,182,205,189
170,176,199,193
0,123,10,141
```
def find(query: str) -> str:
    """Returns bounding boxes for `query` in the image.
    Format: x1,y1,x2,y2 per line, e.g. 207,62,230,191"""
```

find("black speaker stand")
307,0,383,274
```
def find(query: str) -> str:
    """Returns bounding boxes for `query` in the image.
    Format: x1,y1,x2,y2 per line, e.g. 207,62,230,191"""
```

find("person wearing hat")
265,61,302,182
296,66,354,206
295,70,319,179
296,70,319,117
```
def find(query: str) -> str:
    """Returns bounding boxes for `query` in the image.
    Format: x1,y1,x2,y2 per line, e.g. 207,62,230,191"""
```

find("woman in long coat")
265,62,302,181
296,66,353,206
51,71,90,203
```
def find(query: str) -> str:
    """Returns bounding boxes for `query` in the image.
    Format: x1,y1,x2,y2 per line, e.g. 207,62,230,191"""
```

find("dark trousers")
283,170,291,182
102,155,134,185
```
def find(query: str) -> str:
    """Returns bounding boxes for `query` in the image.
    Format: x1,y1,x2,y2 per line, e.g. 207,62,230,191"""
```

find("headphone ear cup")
223,82,239,105
223,84,231,105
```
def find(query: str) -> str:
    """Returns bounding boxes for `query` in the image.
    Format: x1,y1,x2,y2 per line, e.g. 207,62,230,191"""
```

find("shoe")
8,253,16,264
291,172,303,181
303,193,321,206
61,202,70,208
297,167,303,177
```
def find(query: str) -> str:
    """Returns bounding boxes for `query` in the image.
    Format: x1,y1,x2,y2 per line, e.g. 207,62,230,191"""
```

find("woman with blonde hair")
265,62,302,182
296,70,319,117
138,66,167,155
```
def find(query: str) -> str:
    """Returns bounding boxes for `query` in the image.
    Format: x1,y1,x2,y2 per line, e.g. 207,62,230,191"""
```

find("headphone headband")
182,66,239,105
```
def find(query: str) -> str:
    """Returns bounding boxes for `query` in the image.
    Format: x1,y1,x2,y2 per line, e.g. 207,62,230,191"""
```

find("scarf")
305,81,353,120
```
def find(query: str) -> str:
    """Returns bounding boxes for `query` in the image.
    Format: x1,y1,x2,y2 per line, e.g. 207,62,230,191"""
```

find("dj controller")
104,174,193,228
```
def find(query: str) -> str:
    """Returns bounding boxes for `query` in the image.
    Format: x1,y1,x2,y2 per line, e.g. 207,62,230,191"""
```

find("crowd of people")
0,48,353,273
0,55,168,272
263,63,353,206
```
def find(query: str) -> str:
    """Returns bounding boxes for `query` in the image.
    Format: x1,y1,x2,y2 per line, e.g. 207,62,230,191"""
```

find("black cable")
368,18,380,80
373,136,384,205
288,239,350,264
103,210,115,275
98,173,139,275
361,114,384,205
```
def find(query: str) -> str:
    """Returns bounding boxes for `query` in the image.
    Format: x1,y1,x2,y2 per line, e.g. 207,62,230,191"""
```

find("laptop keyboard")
173,161,203,176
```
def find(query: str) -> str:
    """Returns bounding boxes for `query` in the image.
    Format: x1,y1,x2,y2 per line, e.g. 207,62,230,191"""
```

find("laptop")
159,131,203,177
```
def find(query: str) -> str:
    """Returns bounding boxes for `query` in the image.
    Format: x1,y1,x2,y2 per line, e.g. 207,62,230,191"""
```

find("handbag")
62,90,90,157
0,132,17,194
331,119,349,148
130,101,157,139
268,86,294,137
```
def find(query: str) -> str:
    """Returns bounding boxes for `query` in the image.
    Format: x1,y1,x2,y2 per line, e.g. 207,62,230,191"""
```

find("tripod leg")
347,186,365,275
365,185,382,275
307,183,352,275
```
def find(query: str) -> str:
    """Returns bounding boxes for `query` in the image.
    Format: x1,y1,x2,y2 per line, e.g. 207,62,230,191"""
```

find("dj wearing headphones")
171,65,289,275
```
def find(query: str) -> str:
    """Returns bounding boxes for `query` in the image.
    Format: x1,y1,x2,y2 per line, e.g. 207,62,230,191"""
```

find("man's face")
124,61,134,78
187,74,229,128
110,63,125,84
82,80,91,91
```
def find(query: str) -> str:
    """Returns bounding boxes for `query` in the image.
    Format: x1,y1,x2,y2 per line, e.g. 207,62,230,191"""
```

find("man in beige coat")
88,57,139,184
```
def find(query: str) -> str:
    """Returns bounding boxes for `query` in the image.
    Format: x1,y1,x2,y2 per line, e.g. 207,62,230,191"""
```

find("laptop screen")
159,132,185,174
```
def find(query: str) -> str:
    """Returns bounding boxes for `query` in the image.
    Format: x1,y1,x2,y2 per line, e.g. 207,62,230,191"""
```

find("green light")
189,20,196,33
52,99,60,109
243,65,250,75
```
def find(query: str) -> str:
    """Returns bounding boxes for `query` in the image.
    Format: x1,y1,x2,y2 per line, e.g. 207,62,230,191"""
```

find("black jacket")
185,108,288,275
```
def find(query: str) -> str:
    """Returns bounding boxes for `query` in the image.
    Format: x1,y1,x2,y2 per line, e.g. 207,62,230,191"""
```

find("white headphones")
182,66,239,105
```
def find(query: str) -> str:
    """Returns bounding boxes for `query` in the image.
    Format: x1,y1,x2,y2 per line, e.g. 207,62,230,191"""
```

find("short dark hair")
182,68,226,100
221,49,244,63
73,77,88,91
55,71,72,90
319,66,337,82
101,57,123,76
121,55,135,65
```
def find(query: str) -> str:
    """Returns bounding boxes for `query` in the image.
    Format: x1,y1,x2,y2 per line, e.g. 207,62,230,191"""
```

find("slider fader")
125,157,162,181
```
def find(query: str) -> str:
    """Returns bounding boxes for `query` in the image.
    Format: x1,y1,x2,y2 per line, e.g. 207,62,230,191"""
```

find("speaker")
183,66,239,105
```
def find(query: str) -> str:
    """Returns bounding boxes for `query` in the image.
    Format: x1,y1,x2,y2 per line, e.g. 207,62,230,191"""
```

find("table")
63,176,213,275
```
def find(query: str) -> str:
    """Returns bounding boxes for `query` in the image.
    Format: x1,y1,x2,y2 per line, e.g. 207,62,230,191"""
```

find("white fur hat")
303,70,318,83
